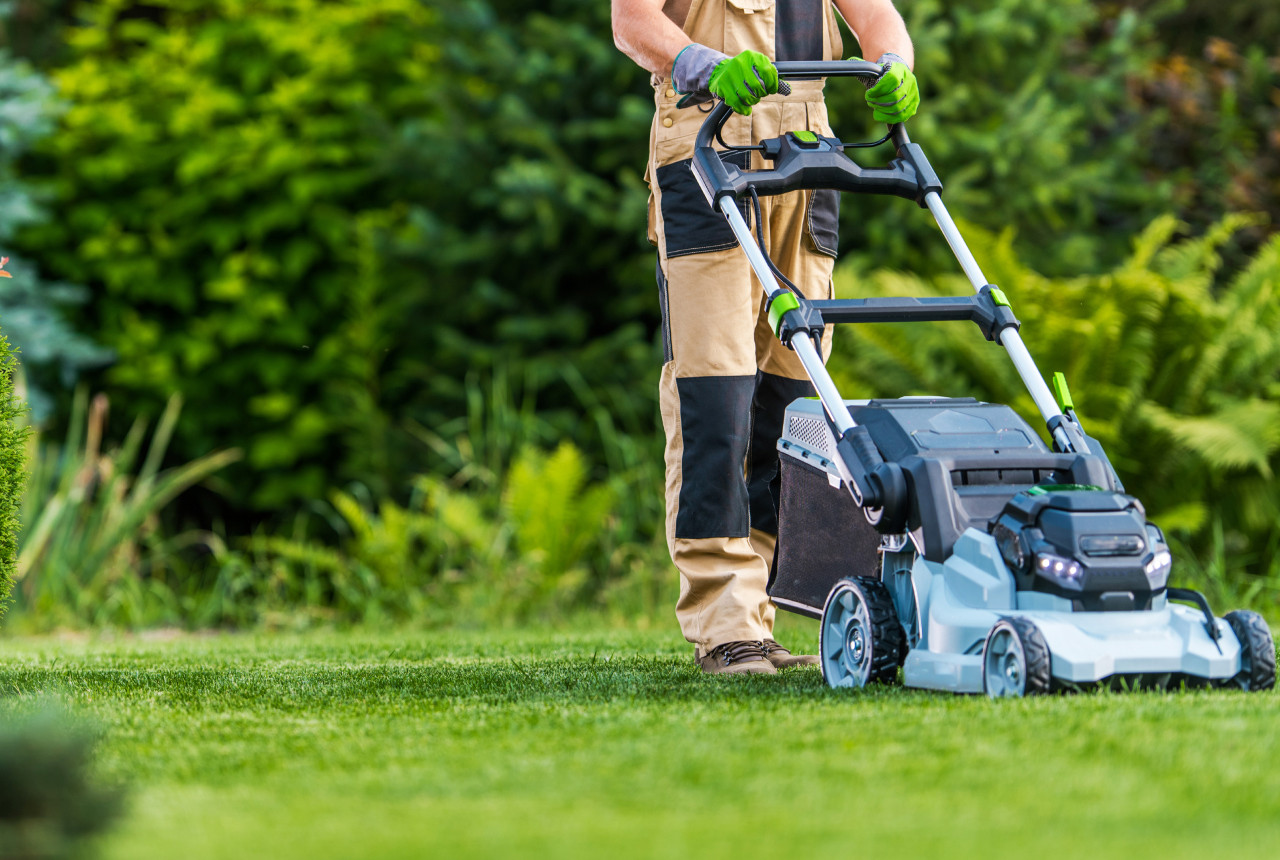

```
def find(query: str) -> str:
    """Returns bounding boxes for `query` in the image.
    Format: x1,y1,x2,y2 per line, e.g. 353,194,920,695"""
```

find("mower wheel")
983,617,1051,698
1222,610,1276,692
820,577,905,688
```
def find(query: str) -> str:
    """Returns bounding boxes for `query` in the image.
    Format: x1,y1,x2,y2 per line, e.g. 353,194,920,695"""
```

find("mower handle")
693,60,889,148
698,61,1099,464
777,59,887,81
691,60,931,210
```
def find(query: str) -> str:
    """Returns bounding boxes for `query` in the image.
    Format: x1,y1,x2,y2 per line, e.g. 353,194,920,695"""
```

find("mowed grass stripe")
1,627,1278,859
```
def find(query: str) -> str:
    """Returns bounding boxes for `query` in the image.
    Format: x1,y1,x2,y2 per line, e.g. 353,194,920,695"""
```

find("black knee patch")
675,375,755,540
747,372,816,536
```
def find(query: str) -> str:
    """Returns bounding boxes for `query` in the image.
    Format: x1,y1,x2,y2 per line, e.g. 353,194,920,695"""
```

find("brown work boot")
697,640,777,675
761,639,820,668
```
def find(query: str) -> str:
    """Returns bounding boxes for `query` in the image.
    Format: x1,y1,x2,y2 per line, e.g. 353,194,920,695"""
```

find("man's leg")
648,88,838,672
658,247,776,670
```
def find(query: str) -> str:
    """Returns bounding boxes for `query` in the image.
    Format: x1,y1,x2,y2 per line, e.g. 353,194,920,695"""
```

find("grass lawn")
2,614,1279,859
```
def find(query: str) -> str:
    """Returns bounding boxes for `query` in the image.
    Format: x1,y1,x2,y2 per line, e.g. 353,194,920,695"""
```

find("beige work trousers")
646,0,845,657
647,83,839,656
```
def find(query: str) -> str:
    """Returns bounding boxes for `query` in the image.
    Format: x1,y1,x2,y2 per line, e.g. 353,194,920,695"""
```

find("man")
611,0,919,674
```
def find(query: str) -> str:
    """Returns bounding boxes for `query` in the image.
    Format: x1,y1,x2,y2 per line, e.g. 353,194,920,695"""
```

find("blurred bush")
0,708,124,860
0,327,23,616
8,389,237,630
10,0,656,517
214,443,627,628
1134,37,1279,247
199,368,668,629
1,0,1276,630
828,0,1169,275
8,0,1276,520
0,48,112,421
828,1,1278,276
0,1,77,65
4,366,668,630
1124,0,1280,55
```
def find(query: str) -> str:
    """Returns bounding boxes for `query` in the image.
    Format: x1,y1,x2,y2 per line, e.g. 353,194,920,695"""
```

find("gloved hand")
709,49,778,115
858,52,919,123
673,45,778,114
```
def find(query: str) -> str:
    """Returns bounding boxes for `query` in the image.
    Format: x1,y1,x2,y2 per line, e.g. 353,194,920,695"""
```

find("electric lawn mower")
690,60,1276,696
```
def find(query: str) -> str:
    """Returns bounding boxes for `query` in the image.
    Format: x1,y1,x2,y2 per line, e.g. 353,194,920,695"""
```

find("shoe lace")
710,640,768,665
760,639,790,656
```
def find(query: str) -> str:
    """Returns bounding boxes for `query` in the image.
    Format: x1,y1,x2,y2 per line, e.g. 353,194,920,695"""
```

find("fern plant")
213,440,624,628
830,215,1280,581
502,442,617,619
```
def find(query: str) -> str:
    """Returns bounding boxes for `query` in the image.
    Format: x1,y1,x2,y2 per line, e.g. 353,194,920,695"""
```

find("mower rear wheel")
1223,610,1276,692
820,577,905,688
983,617,1051,698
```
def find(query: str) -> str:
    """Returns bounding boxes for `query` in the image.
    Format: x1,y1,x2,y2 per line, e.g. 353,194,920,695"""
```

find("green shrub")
9,0,1275,605
12,0,656,514
1133,37,1280,248
12,0,447,510
1127,0,1280,54
830,215,1280,587
198,368,664,629
202,441,637,628
0,329,23,615
826,0,1169,275
0,708,124,860
0,48,111,421
0,1,78,65
17,0,1270,529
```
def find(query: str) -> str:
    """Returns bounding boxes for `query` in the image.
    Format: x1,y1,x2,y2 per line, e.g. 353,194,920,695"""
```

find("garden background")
3,2,1280,859
1,0,1279,631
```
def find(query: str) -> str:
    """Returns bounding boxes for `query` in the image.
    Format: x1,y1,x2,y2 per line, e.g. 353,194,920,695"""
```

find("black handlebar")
690,60,934,210
775,59,885,79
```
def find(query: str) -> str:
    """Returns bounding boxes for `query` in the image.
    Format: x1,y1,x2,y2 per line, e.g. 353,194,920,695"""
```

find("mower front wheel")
983,617,1051,698
819,577,905,689
1222,610,1276,692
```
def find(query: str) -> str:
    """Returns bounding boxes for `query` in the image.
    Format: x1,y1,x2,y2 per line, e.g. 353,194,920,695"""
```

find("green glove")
708,49,779,116
860,52,919,124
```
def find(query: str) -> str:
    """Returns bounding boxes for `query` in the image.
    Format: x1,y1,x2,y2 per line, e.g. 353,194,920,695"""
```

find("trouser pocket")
805,188,840,258
654,152,751,258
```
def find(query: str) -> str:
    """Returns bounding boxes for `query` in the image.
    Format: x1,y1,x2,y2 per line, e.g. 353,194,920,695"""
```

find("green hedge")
0,49,111,421
0,329,25,615
823,0,1172,276
14,0,656,512
9,0,1275,527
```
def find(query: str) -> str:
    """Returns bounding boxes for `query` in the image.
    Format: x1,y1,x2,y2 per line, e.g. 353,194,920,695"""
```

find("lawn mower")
690,60,1276,696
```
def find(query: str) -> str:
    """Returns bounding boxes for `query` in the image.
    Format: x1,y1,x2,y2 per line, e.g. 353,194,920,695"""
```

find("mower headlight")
1035,552,1084,591
1143,549,1172,587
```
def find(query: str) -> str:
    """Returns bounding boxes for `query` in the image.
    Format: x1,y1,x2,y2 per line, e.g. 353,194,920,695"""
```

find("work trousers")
646,82,838,655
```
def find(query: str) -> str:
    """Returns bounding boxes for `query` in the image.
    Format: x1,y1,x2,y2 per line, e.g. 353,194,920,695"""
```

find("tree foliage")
827,0,1168,275
0,48,110,420
12,0,655,515
4,0,1278,551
